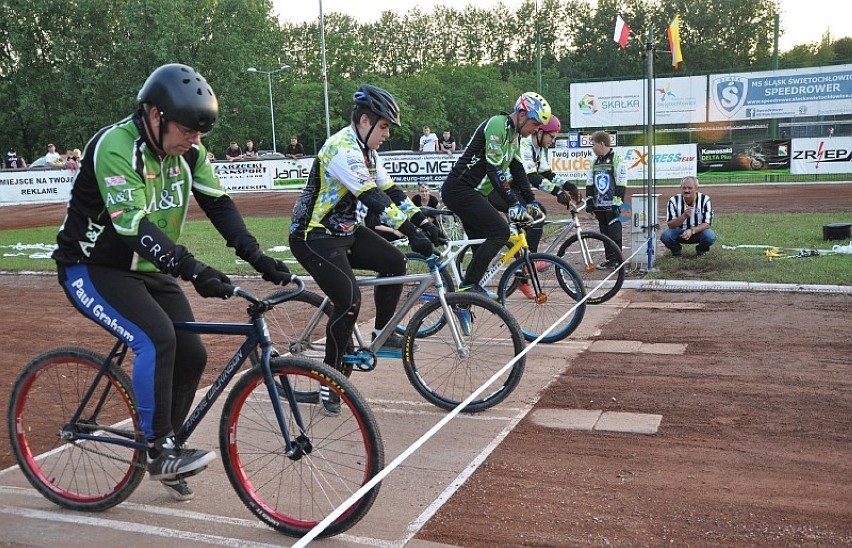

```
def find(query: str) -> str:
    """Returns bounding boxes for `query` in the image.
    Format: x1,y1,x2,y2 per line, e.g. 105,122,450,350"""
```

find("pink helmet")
538,115,561,133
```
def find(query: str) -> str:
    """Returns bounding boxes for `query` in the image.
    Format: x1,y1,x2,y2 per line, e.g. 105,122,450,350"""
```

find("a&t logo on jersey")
712,76,748,118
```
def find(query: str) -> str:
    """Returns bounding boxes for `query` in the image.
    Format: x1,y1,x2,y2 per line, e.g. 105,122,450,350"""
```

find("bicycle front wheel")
220,356,384,538
557,231,625,304
400,252,457,337
403,292,526,412
265,289,331,361
498,253,587,343
7,346,146,511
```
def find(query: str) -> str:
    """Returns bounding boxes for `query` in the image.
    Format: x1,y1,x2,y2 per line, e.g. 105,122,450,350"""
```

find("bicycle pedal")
374,348,402,359
176,465,207,479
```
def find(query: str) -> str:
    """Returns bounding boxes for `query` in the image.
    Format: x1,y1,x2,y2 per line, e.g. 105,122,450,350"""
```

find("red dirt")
2,183,851,545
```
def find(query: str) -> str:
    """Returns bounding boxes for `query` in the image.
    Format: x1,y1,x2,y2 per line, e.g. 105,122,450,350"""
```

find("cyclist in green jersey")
52,64,292,501
441,92,552,296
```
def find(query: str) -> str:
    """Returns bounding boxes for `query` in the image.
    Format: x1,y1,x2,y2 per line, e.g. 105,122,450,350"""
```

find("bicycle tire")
265,289,331,361
498,253,587,343
556,231,625,304
220,356,384,538
7,346,146,511
402,292,526,412
400,252,457,337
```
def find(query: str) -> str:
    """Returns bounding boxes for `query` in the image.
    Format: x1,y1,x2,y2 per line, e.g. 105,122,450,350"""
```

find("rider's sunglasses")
172,122,206,139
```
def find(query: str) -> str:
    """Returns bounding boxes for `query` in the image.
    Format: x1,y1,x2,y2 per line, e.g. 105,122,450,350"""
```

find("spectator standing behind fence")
285,136,304,159
225,141,242,161
585,130,627,269
4,148,27,169
660,176,716,257
45,143,64,166
419,126,438,152
243,139,259,159
439,130,456,155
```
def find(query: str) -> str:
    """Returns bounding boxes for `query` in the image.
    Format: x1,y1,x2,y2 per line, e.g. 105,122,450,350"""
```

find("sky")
271,0,846,53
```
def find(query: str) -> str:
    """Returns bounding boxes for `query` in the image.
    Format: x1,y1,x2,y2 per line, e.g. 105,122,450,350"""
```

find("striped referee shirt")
666,192,713,229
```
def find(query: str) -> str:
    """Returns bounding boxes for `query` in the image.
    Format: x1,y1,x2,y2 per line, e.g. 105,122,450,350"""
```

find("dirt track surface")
2,182,852,231
2,183,851,545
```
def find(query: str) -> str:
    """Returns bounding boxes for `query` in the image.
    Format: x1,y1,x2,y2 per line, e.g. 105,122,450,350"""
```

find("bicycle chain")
70,439,145,469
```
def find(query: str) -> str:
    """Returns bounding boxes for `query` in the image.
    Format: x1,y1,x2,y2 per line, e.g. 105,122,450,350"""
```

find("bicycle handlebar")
231,275,305,307
418,206,456,218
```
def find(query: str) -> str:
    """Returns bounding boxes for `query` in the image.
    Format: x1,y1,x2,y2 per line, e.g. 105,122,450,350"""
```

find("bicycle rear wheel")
402,292,526,412
498,253,587,343
7,346,146,511
557,231,624,304
220,356,383,538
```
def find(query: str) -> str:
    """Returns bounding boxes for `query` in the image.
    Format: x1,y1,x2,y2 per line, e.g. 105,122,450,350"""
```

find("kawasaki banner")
697,140,792,172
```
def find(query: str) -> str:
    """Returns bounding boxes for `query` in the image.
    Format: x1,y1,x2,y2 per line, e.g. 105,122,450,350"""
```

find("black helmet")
353,84,401,127
137,64,218,133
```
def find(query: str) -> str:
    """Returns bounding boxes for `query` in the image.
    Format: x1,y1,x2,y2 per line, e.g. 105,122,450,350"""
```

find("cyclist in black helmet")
290,83,446,416
52,63,292,501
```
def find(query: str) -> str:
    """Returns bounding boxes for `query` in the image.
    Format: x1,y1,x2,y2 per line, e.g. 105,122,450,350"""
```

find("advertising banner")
570,76,707,128
0,153,463,206
552,144,697,182
697,140,792,172
0,168,75,205
708,64,852,122
790,137,852,175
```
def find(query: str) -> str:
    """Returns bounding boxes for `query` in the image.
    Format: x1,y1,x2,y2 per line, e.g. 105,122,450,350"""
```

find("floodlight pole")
247,65,291,153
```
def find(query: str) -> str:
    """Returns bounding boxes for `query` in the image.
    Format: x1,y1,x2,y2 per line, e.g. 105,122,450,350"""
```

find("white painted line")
0,503,283,547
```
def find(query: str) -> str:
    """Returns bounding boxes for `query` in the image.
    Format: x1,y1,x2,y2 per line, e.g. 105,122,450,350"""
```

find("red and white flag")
613,15,630,49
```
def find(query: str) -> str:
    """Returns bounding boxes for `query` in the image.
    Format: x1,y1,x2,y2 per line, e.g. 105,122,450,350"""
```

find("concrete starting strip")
530,409,663,434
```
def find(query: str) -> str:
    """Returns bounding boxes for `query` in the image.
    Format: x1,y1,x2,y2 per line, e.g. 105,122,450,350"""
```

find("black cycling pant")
594,208,623,262
289,227,406,371
58,263,206,442
442,178,510,286
487,190,545,253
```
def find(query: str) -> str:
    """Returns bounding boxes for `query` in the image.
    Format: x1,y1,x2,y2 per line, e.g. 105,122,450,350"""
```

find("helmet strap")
141,104,167,155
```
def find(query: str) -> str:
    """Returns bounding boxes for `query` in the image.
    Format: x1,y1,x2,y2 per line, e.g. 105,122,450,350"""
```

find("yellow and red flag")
667,14,683,68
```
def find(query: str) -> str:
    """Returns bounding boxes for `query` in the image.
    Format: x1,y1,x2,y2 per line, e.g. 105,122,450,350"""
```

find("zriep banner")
790,137,852,175
708,64,852,122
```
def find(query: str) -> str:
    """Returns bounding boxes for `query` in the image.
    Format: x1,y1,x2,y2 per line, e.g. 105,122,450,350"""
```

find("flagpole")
644,28,656,271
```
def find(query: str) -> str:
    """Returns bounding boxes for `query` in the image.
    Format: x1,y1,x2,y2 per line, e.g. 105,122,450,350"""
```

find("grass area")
2,213,851,286
646,212,852,285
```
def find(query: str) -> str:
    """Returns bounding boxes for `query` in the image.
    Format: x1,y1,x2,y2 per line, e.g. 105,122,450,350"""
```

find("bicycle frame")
300,253,476,368
63,284,309,457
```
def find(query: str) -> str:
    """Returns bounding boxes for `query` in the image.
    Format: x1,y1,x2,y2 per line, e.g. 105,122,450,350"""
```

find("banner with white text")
708,64,852,122
0,153,463,206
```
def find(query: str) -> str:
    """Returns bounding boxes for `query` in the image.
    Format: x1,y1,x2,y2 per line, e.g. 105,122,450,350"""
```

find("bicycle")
7,278,384,539
266,253,527,413
406,207,587,343
536,200,625,305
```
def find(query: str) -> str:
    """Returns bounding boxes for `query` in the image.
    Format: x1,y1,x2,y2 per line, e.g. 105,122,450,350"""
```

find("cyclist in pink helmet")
441,91,552,297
